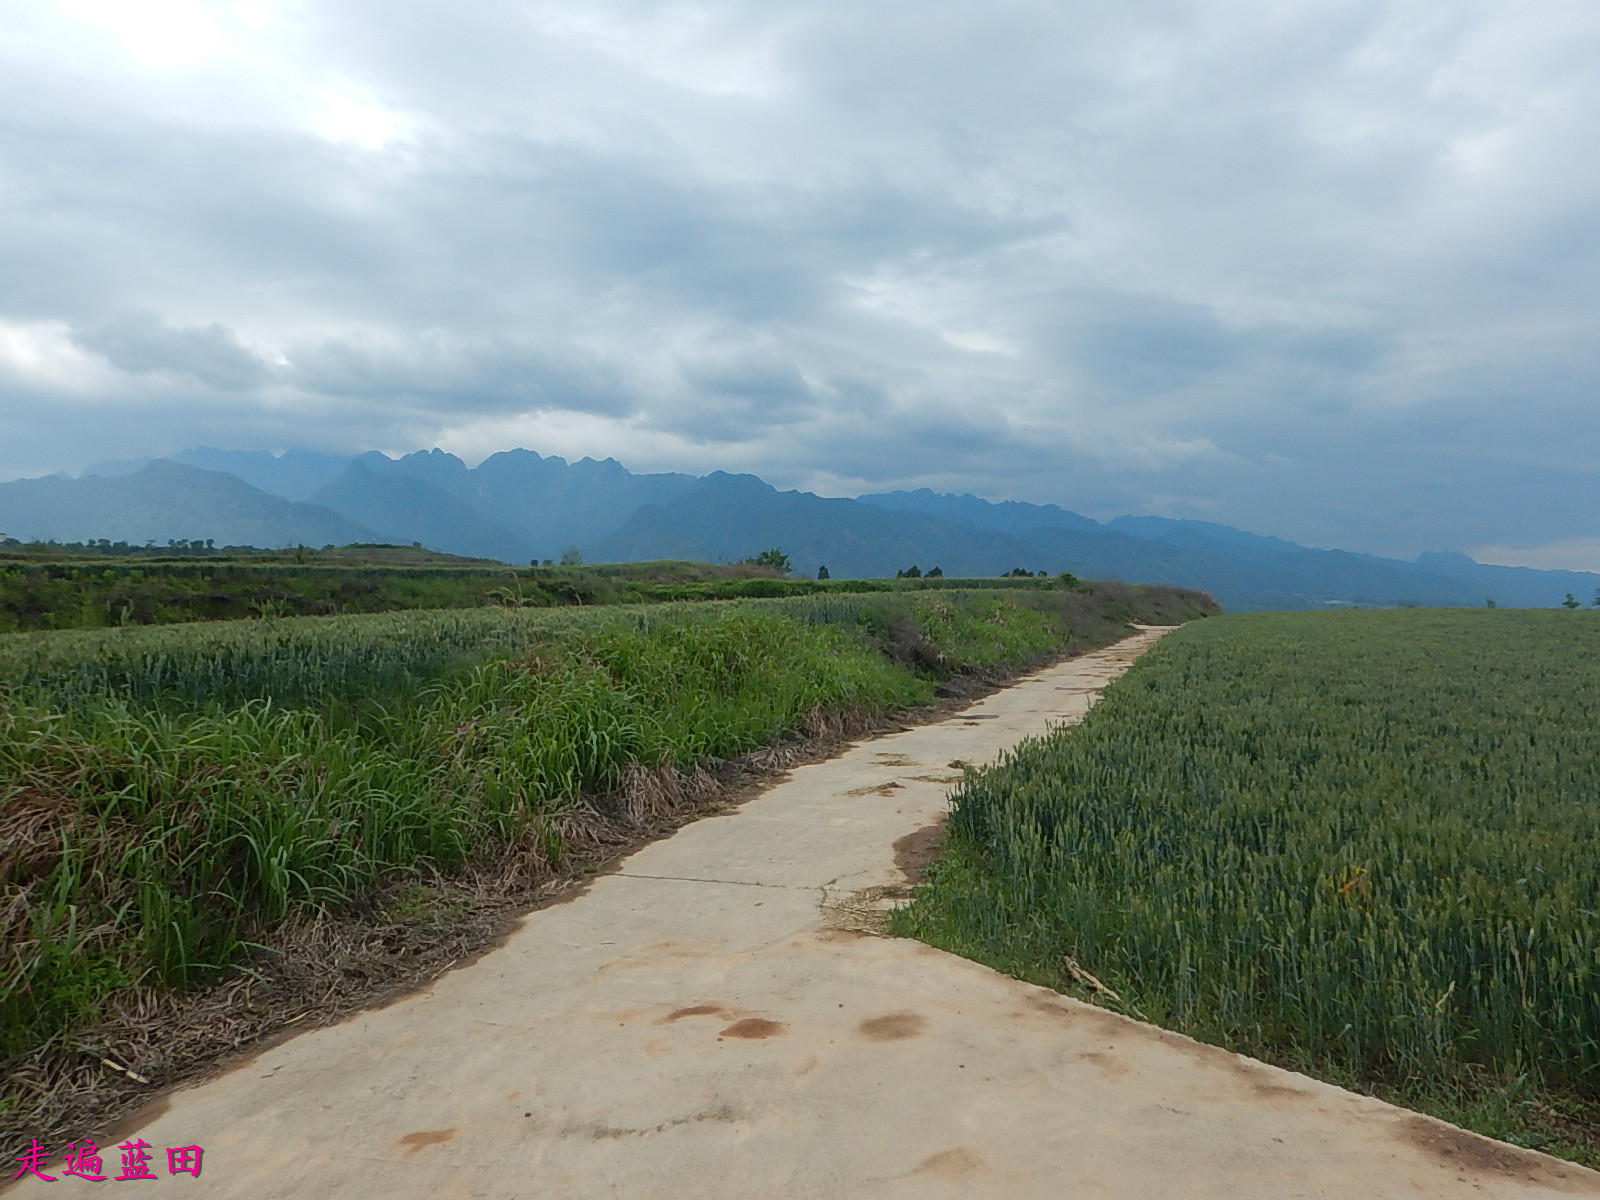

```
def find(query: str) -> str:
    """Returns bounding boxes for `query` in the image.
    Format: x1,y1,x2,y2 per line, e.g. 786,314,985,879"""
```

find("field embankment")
0,554,1082,633
0,581,1214,1150
898,609,1600,1166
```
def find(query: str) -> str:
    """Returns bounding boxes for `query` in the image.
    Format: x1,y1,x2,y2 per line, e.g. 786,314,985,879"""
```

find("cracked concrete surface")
12,626,1598,1198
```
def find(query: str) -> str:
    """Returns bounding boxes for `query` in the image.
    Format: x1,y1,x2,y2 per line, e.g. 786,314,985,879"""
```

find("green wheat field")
899,609,1600,1165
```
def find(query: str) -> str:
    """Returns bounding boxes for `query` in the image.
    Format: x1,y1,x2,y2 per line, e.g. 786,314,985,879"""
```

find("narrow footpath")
14,628,1598,1198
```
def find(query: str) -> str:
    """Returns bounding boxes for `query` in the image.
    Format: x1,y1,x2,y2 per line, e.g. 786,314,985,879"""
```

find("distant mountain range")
2,446,1595,612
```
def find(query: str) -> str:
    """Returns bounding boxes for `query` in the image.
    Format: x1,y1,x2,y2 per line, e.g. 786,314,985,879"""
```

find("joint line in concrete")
609,871,807,890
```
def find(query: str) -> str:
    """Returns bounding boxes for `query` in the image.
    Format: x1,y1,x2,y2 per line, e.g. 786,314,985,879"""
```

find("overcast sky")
2,1,1598,563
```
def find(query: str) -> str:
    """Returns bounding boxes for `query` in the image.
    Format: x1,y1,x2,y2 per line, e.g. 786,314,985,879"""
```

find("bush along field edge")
895,609,1600,1169
0,581,1216,1154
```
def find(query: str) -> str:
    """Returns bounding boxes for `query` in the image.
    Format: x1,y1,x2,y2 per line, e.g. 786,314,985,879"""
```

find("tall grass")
898,609,1600,1161
2,584,1214,1068
0,583,1197,716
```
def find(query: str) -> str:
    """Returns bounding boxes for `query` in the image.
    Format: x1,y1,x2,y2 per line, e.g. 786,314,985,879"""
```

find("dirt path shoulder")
10,628,1597,1199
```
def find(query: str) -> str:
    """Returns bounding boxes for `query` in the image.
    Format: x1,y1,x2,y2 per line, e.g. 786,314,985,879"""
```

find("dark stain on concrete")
570,1104,739,1140
858,1012,928,1041
1077,1050,1130,1082
399,1128,457,1156
1398,1115,1598,1193
1023,994,1072,1020
1226,1057,1309,1101
720,1018,786,1039
1023,992,1128,1039
892,820,946,884
845,781,903,797
660,1004,727,1023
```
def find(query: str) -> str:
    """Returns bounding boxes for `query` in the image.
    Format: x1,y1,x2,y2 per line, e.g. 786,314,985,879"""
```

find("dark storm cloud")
2,0,1599,559
73,313,271,391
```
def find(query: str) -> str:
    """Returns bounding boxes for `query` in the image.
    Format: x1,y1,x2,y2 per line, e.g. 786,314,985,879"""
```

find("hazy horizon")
0,439,1588,573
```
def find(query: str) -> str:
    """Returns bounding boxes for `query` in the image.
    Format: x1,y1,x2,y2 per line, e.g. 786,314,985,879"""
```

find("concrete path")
13,628,1598,1198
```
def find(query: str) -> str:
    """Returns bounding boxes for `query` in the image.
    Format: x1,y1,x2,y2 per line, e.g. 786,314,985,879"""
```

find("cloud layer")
2,0,1598,558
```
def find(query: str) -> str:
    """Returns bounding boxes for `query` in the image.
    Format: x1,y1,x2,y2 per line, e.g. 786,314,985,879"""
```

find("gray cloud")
74,312,271,390
1,0,1599,559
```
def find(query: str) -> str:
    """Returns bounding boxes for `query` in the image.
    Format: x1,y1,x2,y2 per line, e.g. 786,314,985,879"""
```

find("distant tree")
1003,567,1034,577
816,564,830,580
925,566,943,577
1563,593,1581,609
1591,588,1600,608
1484,598,1497,608
896,565,922,578
1058,571,1081,588
741,547,791,573
560,547,584,566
